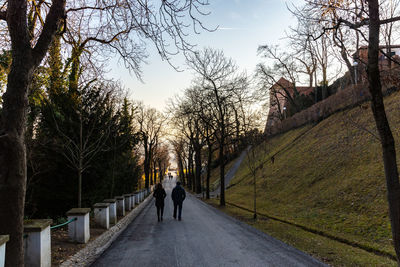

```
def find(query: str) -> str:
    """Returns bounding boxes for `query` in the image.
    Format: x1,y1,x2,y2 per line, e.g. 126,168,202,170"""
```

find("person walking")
171,181,186,220
153,183,167,222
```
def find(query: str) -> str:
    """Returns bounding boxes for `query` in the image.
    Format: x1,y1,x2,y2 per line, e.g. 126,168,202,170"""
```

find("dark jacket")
171,185,186,204
153,188,166,207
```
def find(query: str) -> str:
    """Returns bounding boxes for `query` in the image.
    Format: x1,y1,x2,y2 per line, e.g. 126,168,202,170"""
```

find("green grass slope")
223,91,400,265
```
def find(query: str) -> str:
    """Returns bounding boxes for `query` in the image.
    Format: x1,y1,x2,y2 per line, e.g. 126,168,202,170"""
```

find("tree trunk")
0,1,65,264
110,137,116,197
219,136,225,206
144,141,150,189
187,149,193,189
253,174,257,219
206,142,212,199
152,162,157,185
182,158,188,186
322,67,328,99
314,71,318,102
308,73,313,88
78,111,83,208
190,152,195,192
233,107,240,152
68,47,82,94
177,153,184,185
368,1,400,263
0,53,33,267
195,148,202,194
340,46,355,85
78,169,82,208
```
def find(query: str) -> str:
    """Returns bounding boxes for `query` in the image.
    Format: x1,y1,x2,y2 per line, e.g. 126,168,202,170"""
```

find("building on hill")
265,77,314,133
264,45,400,135
355,45,400,64
354,45,400,84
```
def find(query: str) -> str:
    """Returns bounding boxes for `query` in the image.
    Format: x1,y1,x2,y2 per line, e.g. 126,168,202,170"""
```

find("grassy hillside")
212,90,400,266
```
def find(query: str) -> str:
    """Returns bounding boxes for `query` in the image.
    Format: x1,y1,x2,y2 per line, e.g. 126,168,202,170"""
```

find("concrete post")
103,199,117,225
93,203,110,229
115,196,125,217
66,208,91,244
0,235,9,267
23,219,52,267
130,194,135,208
123,194,132,211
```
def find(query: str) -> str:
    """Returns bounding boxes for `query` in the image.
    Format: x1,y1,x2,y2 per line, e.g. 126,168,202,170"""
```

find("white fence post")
23,219,52,267
93,203,110,229
66,208,91,244
103,199,117,225
123,194,132,211
0,235,9,267
115,196,125,217
130,194,135,208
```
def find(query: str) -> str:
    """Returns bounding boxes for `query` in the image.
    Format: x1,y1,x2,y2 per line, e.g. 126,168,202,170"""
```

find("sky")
109,0,303,110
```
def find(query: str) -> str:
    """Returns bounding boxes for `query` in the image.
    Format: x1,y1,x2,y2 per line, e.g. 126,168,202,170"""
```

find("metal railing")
23,218,77,238
50,217,77,230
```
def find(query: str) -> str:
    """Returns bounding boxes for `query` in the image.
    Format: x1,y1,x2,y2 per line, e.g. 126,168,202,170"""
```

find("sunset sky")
109,0,303,110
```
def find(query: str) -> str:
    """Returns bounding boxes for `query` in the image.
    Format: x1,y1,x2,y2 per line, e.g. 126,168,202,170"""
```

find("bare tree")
136,104,164,189
244,130,265,220
154,144,170,182
367,1,400,262
48,81,115,208
297,0,400,262
0,0,211,264
169,93,202,192
187,48,248,206
0,0,65,265
170,135,187,185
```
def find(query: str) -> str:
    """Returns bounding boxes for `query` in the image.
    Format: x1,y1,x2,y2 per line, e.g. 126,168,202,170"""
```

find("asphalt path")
212,146,251,196
91,177,327,267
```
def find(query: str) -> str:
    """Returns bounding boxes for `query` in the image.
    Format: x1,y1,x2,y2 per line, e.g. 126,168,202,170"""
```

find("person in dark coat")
171,181,186,220
153,183,167,222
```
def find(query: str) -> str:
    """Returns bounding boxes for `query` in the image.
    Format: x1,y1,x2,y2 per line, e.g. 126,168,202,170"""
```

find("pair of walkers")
153,181,186,221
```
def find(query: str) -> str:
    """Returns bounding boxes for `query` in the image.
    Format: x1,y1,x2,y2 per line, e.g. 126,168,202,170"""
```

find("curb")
60,194,153,267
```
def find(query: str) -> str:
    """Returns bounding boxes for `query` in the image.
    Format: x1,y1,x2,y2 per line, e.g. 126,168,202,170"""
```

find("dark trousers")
156,205,164,220
173,202,183,219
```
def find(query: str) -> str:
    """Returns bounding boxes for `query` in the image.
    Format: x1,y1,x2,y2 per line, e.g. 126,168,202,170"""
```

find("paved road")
91,178,327,267
212,146,251,196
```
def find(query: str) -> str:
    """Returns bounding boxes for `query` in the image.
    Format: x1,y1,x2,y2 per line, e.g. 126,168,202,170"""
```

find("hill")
210,90,400,266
